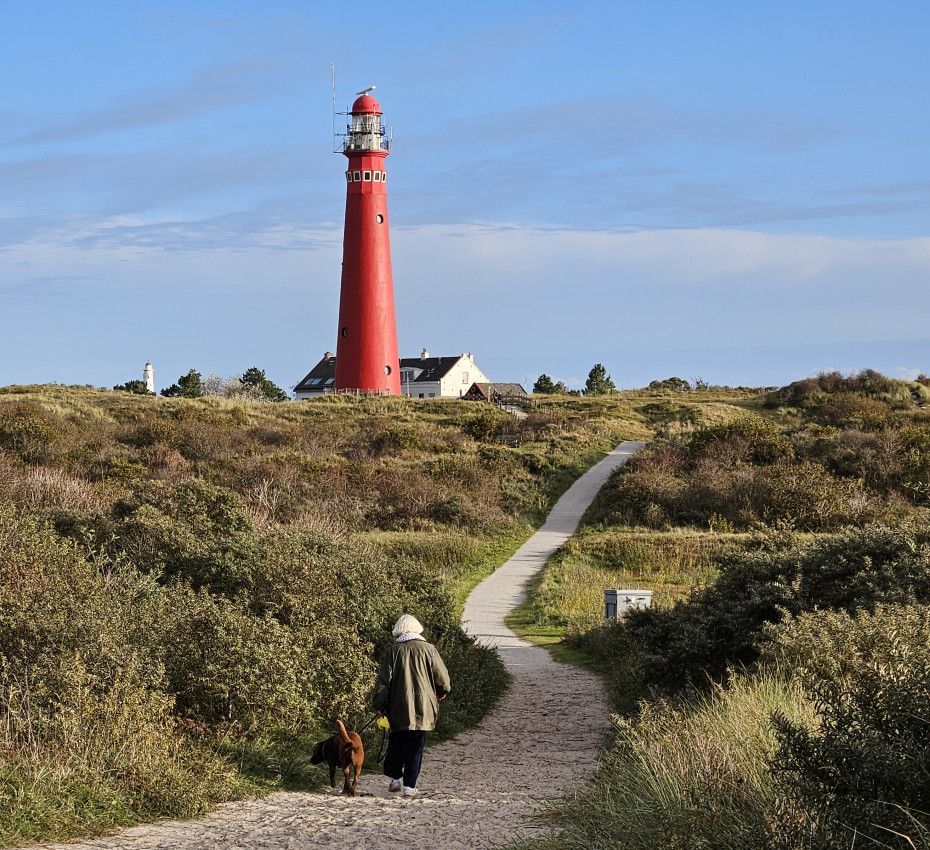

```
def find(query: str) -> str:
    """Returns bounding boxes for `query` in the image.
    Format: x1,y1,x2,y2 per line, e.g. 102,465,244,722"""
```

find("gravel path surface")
42,442,644,850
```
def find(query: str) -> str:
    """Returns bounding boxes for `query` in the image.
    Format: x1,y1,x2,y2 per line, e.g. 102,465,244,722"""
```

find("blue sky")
2,1,929,391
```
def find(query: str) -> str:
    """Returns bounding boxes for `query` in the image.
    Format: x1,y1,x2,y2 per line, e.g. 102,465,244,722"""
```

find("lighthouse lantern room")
334,88,401,395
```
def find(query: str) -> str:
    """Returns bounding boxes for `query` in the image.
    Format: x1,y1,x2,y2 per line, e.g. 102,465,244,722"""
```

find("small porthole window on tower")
376,214,384,223
353,170,361,181
341,327,348,337
363,170,371,181
384,365,392,376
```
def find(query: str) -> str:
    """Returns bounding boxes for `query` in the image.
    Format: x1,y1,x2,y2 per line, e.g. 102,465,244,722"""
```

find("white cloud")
3,220,929,389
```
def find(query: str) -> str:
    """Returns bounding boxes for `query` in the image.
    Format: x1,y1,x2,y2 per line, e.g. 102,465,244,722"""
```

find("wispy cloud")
3,60,298,148
409,96,842,158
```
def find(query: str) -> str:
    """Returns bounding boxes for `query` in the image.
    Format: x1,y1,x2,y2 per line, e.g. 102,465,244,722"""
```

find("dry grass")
522,529,741,636
532,670,815,850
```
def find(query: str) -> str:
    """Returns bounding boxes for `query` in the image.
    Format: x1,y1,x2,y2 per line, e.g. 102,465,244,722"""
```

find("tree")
161,369,204,398
113,379,153,395
585,363,616,395
533,374,568,394
240,367,288,402
533,374,556,394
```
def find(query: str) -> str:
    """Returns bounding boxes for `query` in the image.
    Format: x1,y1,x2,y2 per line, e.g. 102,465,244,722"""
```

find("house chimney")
324,351,334,360
421,348,429,360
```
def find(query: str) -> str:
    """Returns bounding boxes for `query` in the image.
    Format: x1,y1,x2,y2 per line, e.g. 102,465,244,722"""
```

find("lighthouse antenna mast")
330,64,338,154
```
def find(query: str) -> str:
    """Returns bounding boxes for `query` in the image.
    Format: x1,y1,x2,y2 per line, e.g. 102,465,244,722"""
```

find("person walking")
373,614,451,798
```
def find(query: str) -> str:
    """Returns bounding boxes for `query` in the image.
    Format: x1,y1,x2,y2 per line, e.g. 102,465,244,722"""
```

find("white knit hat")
392,613,424,637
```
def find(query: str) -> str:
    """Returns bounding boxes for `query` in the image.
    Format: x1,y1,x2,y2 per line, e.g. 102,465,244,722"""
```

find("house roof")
399,356,466,383
294,352,336,393
467,382,528,398
295,353,473,393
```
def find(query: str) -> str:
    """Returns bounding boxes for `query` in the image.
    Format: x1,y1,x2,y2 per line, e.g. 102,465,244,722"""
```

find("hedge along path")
44,441,645,850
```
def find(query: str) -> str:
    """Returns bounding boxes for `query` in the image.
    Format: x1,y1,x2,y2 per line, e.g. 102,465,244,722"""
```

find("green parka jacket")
372,638,451,731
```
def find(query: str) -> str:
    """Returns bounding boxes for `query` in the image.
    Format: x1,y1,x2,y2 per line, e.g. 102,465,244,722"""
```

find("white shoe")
402,785,418,797
388,779,402,792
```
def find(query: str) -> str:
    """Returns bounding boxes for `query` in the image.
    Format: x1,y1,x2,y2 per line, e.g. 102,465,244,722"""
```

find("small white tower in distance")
144,361,155,394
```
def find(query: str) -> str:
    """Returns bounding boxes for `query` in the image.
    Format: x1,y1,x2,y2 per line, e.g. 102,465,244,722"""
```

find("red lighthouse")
334,89,400,394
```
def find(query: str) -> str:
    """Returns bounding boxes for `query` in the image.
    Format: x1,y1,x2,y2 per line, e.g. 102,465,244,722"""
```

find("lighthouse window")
353,170,361,181
363,170,372,181
345,171,352,182
376,214,384,223
341,327,348,337
373,171,381,182
382,173,387,183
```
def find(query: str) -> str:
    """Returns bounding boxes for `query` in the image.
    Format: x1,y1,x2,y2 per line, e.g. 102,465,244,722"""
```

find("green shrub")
580,524,930,703
0,401,66,464
0,506,242,844
766,606,930,849
110,479,256,592
816,392,891,429
688,416,793,465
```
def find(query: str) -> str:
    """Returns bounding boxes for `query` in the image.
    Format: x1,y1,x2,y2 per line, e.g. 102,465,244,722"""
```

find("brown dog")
310,720,364,796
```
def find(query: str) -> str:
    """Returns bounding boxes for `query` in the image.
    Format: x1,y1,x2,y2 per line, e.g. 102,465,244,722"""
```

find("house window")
353,170,361,181
428,393,436,398
462,372,469,384
363,170,372,181
418,393,424,398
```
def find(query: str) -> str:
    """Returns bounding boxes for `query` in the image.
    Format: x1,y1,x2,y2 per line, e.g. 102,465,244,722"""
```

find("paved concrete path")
42,442,644,850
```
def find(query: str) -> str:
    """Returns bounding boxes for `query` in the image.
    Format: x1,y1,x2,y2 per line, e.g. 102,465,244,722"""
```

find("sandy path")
43,442,644,850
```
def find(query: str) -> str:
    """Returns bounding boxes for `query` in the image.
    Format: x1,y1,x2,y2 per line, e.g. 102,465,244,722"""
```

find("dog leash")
356,713,380,734
354,714,390,763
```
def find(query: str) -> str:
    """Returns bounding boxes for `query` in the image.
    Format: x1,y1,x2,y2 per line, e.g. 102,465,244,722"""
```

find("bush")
110,479,256,592
579,524,930,702
768,606,930,849
591,412,911,531
0,401,66,464
0,506,242,844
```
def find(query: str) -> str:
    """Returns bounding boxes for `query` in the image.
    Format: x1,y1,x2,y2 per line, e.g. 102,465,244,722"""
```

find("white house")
293,349,490,400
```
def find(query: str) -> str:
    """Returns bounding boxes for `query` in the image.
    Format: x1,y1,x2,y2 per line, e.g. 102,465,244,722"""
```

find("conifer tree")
585,363,616,395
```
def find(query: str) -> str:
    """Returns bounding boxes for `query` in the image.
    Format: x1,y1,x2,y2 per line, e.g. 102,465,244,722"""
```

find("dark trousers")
383,730,427,788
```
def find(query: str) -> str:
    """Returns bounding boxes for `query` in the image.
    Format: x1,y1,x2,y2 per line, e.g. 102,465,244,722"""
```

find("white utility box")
604,588,653,620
